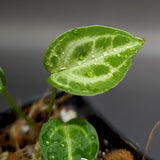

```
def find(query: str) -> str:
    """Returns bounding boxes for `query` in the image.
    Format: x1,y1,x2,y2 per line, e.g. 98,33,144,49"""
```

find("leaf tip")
142,38,146,43
140,37,145,45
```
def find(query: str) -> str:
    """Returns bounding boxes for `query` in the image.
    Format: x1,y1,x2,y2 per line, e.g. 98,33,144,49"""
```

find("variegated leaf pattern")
43,25,144,95
39,118,99,160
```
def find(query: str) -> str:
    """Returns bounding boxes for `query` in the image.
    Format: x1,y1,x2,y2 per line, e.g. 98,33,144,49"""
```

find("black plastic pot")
0,92,152,160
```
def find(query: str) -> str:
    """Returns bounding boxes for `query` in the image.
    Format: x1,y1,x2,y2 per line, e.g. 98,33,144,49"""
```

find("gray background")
0,0,160,159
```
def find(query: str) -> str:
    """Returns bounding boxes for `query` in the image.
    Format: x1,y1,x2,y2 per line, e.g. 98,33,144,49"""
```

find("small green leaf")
0,67,6,93
39,118,99,160
43,25,144,95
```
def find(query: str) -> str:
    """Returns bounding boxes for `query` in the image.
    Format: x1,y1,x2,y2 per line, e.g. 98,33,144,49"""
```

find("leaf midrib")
53,39,139,75
49,124,89,160
65,125,72,160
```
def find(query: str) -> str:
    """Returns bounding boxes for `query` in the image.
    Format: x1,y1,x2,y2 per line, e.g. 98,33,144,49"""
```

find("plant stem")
2,90,37,129
47,87,57,120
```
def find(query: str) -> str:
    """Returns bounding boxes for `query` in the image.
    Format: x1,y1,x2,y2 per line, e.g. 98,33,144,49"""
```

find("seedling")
39,25,144,160
0,25,144,160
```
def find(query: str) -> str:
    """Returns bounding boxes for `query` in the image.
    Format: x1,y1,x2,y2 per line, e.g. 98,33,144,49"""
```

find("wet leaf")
0,67,6,93
43,25,144,95
39,118,99,160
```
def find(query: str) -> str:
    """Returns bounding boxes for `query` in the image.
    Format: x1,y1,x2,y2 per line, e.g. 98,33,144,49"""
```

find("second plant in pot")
0,25,144,160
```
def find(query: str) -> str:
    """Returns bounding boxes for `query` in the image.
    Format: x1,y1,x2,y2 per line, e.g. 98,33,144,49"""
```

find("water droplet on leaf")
49,153,56,160
103,88,109,92
111,74,115,78
67,89,72,92
123,63,128,67
45,140,50,145
117,54,121,57
49,127,54,132
87,70,94,78
91,135,95,140
103,53,107,56
42,135,50,146
72,28,79,35
61,143,65,147
106,62,110,66
60,67,66,70
124,55,128,58
91,55,95,58
45,61,50,65
79,55,84,60
81,158,88,160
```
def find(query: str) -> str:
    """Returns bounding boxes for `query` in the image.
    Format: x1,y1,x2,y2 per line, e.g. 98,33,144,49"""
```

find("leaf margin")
39,118,99,160
43,25,145,96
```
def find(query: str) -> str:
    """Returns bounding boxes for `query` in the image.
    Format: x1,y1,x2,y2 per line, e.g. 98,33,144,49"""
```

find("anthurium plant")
0,25,144,160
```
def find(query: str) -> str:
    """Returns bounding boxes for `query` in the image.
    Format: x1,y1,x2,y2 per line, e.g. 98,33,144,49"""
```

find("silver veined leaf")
39,118,99,160
0,67,6,93
43,25,144,95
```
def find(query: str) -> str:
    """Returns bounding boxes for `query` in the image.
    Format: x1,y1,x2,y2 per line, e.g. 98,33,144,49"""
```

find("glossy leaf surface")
0,67,6,93
39,118,99,160
44,25,144,95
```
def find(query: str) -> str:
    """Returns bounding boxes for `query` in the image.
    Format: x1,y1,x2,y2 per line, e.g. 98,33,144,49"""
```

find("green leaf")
0,67,6,93
39,118,99,160
43,25,144,95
